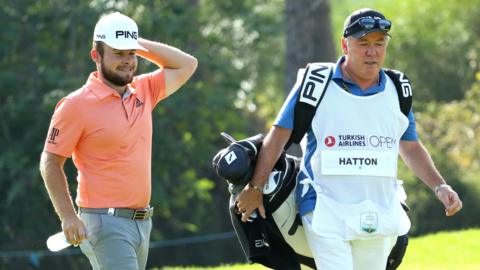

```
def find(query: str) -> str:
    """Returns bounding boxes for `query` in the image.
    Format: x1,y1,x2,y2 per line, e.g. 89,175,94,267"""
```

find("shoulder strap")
286,63,333,148
384,69,413,117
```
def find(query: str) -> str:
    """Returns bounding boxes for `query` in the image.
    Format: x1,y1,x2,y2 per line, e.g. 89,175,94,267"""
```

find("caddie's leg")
351,236,397,270
302,212,353,270
79,213,143,270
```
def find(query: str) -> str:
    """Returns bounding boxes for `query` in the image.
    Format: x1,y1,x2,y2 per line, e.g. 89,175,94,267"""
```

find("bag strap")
384,69,413,117
286,63,333,149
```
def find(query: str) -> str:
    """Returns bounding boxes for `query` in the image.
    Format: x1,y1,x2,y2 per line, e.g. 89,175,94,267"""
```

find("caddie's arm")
399,140,463,216
136,38,198,96
40,152,86,245
236,125,292,222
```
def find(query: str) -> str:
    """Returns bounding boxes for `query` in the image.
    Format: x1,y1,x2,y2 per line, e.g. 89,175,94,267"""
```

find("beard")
100,60,136,87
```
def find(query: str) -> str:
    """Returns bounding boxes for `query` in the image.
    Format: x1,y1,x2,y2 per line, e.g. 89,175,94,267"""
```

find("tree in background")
331,0,480,102
285,0,336,94
385,0,479,102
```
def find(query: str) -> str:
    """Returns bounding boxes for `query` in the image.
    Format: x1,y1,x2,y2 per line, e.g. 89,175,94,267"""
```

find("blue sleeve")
400,108,418,141
274,68,308,129
273,85,299,129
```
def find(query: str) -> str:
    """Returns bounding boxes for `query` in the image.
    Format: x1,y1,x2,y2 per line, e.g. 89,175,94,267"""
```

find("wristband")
249,183,264,193
434,184,450,195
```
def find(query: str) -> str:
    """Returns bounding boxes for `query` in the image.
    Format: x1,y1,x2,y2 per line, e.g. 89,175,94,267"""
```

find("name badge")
321,150,396,177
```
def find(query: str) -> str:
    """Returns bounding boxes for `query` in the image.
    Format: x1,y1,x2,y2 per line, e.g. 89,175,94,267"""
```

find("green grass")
156,229,480,270
400,228,480,270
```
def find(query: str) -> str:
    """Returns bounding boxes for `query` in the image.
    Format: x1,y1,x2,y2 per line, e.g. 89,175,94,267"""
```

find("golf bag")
213,132,315,269
212,133,409,270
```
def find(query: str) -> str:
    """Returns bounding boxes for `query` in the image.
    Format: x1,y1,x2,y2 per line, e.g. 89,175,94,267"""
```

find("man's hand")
234,126,292,222
436,184,463,216
236,184,266,222
61,214,87,246
399,141,463,217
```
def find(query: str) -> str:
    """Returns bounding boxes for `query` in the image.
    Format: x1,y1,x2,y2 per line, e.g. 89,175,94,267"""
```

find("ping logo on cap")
115,30,138,39
93,12,147,51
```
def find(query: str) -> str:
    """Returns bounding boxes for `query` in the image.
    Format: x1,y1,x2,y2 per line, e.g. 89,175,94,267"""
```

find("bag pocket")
343,199,410,239
311,192,410,240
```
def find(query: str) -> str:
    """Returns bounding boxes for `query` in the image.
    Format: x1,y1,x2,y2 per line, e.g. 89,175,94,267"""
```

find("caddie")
236,7,462,270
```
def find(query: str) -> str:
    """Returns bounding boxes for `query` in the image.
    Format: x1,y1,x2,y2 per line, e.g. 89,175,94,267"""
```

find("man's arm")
39,151,86,245
136,38,198,96
399,140,462,216
236,125,292,222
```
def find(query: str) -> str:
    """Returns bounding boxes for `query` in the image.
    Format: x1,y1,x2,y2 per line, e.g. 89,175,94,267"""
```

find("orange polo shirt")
44,70,166,209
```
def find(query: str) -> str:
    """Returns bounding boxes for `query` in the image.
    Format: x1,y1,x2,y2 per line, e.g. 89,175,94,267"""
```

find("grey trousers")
79,213,152,270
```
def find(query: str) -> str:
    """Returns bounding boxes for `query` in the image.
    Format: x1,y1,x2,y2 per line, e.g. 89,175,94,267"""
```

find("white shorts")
302,212,397,270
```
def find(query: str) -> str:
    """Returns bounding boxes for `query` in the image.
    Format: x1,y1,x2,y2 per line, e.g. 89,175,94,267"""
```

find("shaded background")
1,0,479,269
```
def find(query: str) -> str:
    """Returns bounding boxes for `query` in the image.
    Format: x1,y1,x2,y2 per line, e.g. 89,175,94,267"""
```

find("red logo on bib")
324,136,336,147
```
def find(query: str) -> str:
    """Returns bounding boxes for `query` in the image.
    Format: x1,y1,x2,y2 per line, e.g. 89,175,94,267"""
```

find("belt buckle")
133,209,148,220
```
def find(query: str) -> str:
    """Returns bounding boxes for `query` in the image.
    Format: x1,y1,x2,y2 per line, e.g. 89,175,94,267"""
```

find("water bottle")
46,232,71,252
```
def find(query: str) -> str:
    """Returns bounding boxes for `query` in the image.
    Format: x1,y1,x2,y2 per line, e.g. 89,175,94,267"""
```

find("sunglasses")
344,17,392,37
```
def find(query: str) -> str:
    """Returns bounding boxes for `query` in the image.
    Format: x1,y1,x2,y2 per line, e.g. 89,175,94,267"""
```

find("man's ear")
341,37,348,55
91,49,101,63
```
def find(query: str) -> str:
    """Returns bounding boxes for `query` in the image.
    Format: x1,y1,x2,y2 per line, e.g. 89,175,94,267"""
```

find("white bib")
298,75,411,239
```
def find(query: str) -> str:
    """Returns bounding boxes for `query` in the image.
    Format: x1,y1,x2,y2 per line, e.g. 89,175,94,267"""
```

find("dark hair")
93,41,105,57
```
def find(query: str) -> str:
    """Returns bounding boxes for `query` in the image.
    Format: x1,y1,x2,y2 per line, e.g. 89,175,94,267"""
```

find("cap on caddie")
93,12,147,51
343,8,391,38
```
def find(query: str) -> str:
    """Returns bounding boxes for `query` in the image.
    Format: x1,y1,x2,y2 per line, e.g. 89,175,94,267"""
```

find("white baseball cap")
93,12,147,51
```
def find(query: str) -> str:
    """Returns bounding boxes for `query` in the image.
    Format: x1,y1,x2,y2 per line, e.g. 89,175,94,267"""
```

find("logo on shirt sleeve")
135,98,144,107
47,127,60,145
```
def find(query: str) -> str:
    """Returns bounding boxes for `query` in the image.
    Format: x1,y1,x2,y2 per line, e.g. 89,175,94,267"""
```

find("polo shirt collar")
332,56,387,96
85,72,136,100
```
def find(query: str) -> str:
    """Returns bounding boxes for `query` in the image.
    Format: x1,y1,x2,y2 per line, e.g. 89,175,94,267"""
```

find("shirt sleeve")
43,97,84,157
132,69,166,109
273,68,306,129
400,108,419,141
